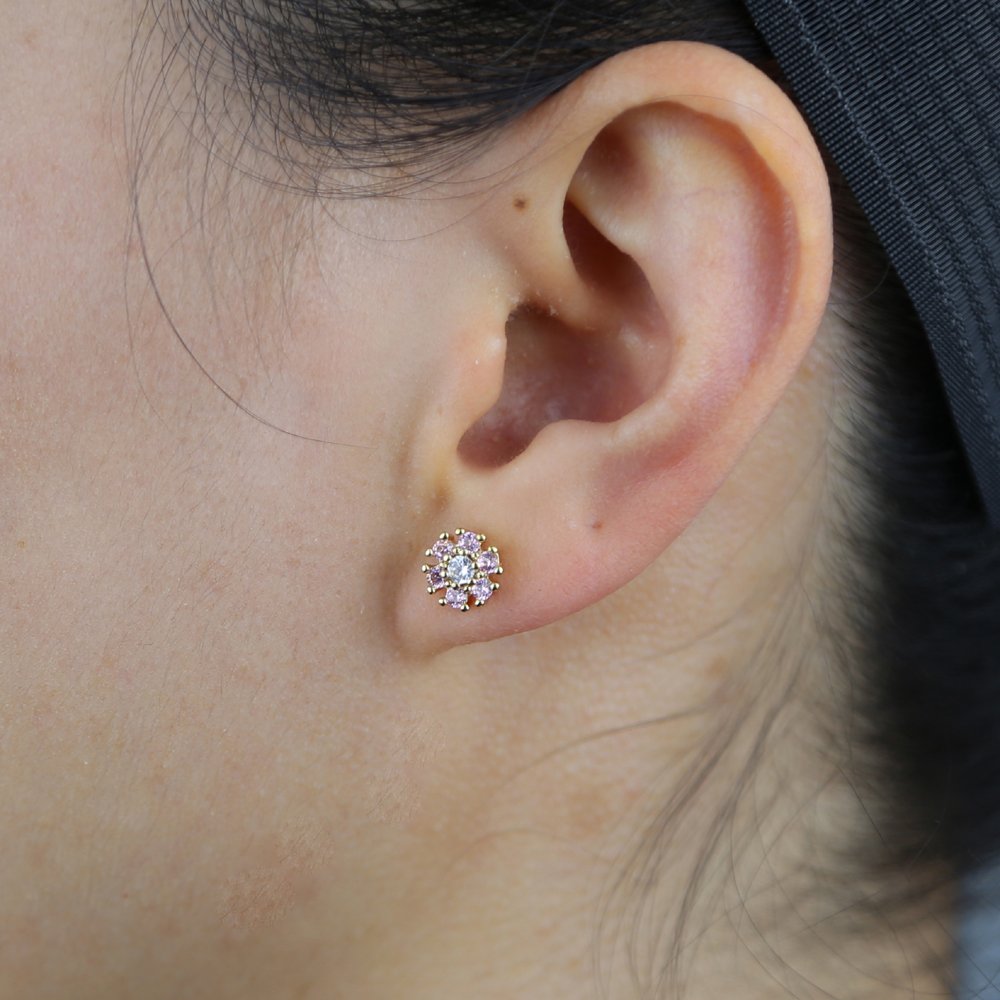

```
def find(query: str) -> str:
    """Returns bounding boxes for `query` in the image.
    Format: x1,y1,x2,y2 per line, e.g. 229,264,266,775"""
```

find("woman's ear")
394,41,832,653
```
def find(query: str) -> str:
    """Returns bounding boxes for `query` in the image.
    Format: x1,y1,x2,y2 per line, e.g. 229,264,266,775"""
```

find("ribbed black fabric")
742,0,1000,527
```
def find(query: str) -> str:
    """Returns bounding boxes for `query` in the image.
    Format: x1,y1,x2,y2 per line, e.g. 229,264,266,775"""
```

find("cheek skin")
3,4,555,989
0,5,468,987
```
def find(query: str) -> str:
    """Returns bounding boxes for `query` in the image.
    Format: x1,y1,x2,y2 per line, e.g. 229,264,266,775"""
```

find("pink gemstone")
470,578,493,605
458,532,481,553
426,566,446,591
445,588,468,611
477,550,500,574
431,539,454,560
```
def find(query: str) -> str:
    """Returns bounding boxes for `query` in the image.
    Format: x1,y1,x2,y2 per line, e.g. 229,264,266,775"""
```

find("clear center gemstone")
447,555,475,586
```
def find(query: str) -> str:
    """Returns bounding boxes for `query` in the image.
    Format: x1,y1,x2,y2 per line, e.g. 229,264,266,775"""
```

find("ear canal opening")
457,202,668,470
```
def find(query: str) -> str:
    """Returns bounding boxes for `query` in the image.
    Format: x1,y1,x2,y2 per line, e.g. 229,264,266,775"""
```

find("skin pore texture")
1,2,953,999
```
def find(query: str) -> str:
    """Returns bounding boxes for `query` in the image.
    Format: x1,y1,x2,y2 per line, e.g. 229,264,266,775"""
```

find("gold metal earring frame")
421,529,503,611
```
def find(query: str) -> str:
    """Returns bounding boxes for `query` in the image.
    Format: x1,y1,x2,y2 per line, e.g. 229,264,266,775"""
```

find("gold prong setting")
421,529,503,611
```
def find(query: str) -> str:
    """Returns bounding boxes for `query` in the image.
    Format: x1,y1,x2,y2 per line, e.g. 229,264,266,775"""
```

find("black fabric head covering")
741,0,1000,527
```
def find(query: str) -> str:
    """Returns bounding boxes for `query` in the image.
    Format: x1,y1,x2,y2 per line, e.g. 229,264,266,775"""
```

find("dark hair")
146,0,1000,990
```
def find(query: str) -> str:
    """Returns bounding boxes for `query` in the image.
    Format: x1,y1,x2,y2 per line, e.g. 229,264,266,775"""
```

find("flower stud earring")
421,529,503,612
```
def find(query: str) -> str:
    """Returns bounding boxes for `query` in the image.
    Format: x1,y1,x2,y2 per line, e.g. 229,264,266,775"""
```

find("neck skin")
289,329,951,1000
1,308,952,999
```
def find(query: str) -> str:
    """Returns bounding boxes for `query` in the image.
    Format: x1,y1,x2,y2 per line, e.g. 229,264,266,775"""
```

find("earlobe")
393,42,832,655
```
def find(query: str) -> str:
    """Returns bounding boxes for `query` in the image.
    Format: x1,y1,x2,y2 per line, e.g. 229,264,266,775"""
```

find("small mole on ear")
591,520,604,531
513,197,528,211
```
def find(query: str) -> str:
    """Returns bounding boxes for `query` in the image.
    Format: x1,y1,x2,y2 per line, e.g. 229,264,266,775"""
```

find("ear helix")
420,529,504,612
